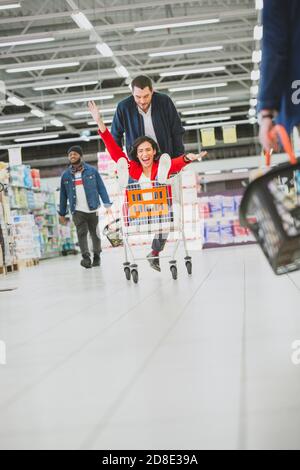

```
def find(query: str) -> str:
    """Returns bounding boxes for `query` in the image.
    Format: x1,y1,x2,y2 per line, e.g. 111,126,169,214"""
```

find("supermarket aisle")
0,245,300,450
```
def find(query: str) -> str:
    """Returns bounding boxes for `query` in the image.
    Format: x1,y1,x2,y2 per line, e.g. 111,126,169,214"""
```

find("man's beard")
71,157,82,166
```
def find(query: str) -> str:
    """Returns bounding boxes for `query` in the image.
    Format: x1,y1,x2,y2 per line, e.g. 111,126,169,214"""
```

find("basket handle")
265,124,297,166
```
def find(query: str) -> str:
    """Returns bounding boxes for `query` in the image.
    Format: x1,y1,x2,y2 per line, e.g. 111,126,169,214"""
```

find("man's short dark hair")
131,75,153,91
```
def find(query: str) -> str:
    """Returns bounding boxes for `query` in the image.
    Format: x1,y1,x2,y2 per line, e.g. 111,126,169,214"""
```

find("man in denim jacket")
59,146,112,269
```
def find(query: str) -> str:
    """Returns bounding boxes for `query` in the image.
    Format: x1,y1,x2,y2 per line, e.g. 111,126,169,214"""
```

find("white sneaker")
117,157,129,190
157,153,171,184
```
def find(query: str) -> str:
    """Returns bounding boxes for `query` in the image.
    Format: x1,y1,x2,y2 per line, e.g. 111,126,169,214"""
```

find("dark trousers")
152,233,168,253
72,211,101,257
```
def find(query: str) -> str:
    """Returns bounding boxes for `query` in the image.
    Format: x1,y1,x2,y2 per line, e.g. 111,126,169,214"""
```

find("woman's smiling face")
136,141,156,169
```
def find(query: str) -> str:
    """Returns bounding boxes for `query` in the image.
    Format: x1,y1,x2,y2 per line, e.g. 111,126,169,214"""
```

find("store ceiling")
0,0,260,166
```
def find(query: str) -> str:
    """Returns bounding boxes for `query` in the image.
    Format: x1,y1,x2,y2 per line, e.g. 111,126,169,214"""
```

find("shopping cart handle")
265,124,297,167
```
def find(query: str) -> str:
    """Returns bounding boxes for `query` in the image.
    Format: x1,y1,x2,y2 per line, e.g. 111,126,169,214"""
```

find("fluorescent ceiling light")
252,50,262,64
96,43,114,57
250,98,257,107
6,62,80,73
176,96,229,106
50,119,64,127
185,116,231,124
0,117,25,124
248,108,256,117
249,117,258,124
7,96,25,106
250,85,259,96
135,18,220,32
33,80,98,91
30,109,45,118
71,11,93,31
55,95,114,105
169,82,227,93
73,107,116,117
254,25,263,41
0,3,20,10
15,134,59,142
160,66,225,77
251,69,260,81
204,170,222,175
255,0,263,9
115,66,130,78
0,37,55,48
0,127,43,135
181,107,230,115
149,45,223,57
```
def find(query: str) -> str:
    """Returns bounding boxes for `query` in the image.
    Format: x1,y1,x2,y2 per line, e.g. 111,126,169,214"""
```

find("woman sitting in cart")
88,100,207,272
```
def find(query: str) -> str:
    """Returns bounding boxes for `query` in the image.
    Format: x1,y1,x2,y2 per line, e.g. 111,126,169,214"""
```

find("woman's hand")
88,101,106,132
185,151,208,162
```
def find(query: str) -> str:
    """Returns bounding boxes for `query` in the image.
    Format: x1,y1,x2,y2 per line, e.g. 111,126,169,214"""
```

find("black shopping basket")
240,125,300,275
103,218,123,247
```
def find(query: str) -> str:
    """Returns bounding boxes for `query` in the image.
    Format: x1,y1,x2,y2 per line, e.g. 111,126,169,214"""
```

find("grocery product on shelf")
6,164,62,262
12,214,41,261
0,163,14,270
198,190,256,248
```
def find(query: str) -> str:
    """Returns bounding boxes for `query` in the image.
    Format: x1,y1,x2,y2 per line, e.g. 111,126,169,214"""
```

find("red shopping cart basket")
239,125,300,275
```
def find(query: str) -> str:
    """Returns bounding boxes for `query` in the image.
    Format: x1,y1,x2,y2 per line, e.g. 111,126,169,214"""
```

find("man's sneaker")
117,157,129,190
92,254,101,267
157,153,171,184
80,255,92,269
147,252,161,272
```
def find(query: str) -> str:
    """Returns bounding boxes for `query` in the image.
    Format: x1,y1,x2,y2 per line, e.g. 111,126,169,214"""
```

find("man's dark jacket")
111,91,185,158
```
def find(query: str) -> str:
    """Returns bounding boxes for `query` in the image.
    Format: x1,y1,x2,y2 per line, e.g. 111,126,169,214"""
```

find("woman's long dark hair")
129,136,161,163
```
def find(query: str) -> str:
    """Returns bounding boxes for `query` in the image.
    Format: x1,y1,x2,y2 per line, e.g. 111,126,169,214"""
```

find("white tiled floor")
0,244,300,450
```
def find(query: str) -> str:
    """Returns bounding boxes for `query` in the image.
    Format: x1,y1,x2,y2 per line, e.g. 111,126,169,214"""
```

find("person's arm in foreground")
258,0,289,150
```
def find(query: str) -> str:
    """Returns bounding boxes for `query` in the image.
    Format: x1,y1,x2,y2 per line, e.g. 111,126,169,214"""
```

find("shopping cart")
239,125,300,275
119,174,192,283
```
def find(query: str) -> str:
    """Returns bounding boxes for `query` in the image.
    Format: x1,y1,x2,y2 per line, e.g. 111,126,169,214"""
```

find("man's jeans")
72,211,101,257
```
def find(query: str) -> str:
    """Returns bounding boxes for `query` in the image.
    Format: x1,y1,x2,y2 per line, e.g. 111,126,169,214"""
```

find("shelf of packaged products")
200,215,240,224
10,206,28,211
203,241,257,249
10,184,53,194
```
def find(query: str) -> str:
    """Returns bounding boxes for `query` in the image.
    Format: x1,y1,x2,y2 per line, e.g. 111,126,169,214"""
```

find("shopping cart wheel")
124,267,131,280
170,265,178,280
131,269,139,284
185,261,192,275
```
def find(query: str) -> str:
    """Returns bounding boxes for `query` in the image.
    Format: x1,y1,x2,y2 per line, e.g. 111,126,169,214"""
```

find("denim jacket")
59,163,112,216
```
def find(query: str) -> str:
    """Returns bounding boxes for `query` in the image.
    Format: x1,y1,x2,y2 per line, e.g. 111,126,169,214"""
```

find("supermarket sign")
0,340,6,365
